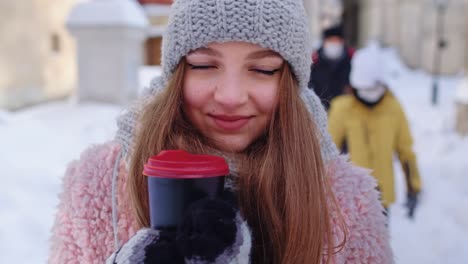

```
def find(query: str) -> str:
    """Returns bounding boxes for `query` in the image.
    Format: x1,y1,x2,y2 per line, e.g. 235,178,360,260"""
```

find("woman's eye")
251,68,281,76
188,64,216,70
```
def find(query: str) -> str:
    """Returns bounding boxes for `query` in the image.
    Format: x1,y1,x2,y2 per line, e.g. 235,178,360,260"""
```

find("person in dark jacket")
308,25,354,110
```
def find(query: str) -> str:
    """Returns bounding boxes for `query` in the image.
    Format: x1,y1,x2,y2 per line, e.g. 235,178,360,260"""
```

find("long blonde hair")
128,59,346,263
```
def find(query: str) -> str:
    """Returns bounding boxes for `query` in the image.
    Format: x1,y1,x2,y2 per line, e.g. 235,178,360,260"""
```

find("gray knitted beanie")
115,0,338,162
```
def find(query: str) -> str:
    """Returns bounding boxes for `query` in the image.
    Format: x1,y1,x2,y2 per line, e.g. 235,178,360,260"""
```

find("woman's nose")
213,73,248,110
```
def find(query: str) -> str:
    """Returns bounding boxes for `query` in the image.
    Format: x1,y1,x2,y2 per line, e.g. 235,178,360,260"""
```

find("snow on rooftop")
67,0,148,28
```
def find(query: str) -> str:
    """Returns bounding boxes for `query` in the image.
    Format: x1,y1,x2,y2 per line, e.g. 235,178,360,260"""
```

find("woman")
49,0,393,263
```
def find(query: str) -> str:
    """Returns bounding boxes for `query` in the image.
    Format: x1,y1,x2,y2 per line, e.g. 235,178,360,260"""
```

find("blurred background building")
0,0,78,110
0,0,467,109
305,0,466,75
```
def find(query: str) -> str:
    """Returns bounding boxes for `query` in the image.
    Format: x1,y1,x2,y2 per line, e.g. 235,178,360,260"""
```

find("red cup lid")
143,150,229,178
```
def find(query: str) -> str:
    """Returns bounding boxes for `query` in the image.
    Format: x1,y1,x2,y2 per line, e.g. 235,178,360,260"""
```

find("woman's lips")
209,114,253,131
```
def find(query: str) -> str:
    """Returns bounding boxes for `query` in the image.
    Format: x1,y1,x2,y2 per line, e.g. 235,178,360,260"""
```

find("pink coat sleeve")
328,156,394,264
48,141,136,264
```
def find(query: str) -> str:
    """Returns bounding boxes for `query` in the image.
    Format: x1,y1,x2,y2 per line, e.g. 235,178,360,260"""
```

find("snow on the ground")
382,47,468,263
0,101,121,263
0,49,467,263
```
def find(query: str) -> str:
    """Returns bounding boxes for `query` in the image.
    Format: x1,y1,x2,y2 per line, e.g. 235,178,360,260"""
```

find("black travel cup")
143,150,229,229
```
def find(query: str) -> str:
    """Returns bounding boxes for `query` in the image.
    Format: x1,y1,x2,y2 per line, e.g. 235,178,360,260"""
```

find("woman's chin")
213,137,251,153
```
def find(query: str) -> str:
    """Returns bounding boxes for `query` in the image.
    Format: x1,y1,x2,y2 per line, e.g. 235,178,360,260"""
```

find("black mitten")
143,229,184,264
405,192,419,219
105,228,178,264
177,197,238,262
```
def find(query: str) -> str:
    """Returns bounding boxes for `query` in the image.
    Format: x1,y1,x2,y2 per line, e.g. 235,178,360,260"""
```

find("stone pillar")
381,0,400,47
319,0,343,29
358,0,384,46
304,0,342,48
303,0,321,48
455,2,468,136
456,78,468,136
420,0,466,75
398,0,423,69
67,0,148,104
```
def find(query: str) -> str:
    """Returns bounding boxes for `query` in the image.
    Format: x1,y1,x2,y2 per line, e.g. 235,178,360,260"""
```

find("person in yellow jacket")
328,43,422,218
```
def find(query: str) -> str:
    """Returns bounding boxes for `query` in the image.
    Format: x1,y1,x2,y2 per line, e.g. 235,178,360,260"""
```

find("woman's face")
183,42,284,152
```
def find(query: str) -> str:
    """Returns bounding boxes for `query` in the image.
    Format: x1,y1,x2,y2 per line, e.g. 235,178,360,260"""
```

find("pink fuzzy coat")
49,141,393,263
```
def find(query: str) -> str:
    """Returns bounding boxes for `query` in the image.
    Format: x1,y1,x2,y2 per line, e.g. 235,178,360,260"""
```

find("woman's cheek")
251,84,280,112
183,80,216,107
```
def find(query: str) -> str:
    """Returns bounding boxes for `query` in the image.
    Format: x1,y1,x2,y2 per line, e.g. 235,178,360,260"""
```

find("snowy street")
1,50,467,263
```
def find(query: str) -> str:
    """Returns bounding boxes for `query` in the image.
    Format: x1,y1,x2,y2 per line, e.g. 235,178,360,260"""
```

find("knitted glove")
106,194,251,264
405,192,419,220
106,228,182,264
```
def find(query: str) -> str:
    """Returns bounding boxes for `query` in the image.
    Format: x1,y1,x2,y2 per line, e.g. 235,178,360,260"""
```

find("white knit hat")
350,42,385,90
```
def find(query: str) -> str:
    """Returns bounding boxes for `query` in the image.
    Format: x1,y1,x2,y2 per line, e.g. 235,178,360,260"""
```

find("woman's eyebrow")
188,47,222,57
246,50,282,60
